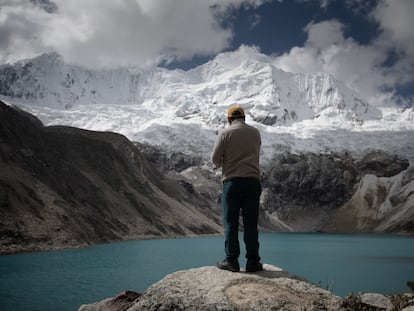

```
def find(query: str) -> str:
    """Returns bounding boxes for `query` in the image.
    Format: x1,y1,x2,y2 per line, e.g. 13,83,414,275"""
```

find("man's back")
211,119,261,182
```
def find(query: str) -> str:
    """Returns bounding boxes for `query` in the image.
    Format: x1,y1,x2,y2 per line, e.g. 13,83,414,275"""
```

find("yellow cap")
227,105,245,118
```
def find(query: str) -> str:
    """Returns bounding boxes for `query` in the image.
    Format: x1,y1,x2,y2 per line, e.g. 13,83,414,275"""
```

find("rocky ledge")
79,264,343,311
78,265,414,311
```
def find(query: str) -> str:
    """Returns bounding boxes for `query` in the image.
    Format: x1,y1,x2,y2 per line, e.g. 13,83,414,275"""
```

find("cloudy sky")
0,0,413,106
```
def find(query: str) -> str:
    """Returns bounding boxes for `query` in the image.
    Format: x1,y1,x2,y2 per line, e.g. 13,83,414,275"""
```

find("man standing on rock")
211,105,263,273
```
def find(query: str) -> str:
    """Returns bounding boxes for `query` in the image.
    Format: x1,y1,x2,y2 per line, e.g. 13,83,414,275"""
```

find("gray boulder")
79,265,345,311
359,293,394,310
79,291,141,311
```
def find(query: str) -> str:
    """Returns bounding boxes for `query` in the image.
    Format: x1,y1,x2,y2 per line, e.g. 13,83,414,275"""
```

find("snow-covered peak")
0,51,413,163
205,45,273,71
0,49,378,125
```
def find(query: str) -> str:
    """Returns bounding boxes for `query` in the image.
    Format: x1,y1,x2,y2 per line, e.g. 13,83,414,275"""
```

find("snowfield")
1,49,413,164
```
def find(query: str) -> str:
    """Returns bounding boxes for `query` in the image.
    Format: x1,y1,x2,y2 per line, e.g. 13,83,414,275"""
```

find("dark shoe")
246,261,263,272
216,260,240,272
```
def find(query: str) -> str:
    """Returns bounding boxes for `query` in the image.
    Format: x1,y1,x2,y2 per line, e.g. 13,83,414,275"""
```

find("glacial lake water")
1,233,414,311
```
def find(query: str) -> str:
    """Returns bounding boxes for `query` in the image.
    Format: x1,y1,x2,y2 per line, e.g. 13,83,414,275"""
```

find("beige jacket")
211,119,261,182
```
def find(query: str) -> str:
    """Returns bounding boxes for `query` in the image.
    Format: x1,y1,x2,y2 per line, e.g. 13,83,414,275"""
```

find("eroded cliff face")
325,165,414,234
262,152,411,232
0,101,225,254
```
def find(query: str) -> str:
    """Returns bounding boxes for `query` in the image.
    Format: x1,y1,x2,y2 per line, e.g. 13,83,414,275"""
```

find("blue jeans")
222,178,261,263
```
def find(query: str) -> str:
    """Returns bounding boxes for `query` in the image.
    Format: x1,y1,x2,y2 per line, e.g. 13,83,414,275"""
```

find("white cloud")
273,20,388,103
304,20,345,49
0,1,52,61
0,0,264,68
273,0,414,107
373,0,414,54
372,0,414,87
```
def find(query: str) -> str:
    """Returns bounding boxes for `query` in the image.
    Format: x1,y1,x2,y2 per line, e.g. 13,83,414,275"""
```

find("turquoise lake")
1,233,414,311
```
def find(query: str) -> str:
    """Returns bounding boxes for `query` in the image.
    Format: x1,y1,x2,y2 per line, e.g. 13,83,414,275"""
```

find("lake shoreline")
1,231,412,256
0,232,224,255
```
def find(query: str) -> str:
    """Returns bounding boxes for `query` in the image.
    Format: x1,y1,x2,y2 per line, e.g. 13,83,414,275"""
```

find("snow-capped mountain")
0,49,413,162
1,50,413,238
0,51,381,121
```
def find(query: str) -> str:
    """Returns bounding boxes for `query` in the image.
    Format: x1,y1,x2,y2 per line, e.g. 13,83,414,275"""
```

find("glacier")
0,50,413,164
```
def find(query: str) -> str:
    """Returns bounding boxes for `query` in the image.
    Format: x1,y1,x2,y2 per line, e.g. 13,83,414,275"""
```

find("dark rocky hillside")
0,101,226,254
262,151,412,232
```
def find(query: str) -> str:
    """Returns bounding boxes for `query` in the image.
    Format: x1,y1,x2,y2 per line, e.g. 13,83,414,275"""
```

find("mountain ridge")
0,50,384,124
0,101,231,254
0,50,413,253
2,50,412,165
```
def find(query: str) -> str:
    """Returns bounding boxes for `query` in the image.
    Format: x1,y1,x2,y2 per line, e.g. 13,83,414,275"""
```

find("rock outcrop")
343,292,414,310
78,264,345,311
262,152,411,232
325,165,414,233
78,266,414,310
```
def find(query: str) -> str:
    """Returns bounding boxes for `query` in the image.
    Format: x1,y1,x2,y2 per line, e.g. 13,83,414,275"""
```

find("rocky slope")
0,100,228,254
262,152,412,232
327,165,414,234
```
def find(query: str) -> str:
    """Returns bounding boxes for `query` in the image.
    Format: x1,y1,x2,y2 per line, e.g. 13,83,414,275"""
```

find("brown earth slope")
0,101,224,254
